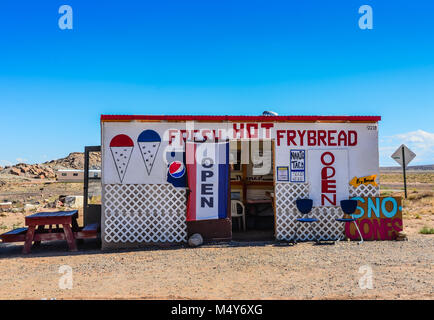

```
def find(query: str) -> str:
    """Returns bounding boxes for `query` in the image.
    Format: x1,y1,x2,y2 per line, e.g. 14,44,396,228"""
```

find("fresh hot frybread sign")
102,120,380,213
275,129,358,146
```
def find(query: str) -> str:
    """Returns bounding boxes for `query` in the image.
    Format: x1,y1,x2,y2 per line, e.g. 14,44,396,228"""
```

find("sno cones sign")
349,174,378,188
346,197,403,240
110,134,134,183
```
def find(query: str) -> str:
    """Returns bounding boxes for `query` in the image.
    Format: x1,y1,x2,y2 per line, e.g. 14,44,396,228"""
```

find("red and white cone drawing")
110,134,134,183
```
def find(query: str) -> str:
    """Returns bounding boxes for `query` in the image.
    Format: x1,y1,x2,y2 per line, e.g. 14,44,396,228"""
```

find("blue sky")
0,0,433,166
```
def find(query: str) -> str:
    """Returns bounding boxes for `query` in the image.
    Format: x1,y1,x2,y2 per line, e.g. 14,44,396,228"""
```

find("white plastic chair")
231,200,246,231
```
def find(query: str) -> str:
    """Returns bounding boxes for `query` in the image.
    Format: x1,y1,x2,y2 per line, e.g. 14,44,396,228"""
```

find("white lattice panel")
275,183,310,208
349,184,380,198
275,183,345,241
103,184,187,243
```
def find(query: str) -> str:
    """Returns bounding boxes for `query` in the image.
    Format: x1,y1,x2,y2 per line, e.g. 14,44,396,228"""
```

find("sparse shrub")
408,191,433,201
381,190,392,197
419,226,434,234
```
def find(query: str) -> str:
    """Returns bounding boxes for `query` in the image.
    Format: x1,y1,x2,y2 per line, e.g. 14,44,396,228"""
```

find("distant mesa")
0,151,101,181
380,164,434,172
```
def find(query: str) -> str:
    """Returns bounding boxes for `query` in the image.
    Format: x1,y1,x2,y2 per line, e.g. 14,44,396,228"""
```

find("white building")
57,169,101,182
100,114,383,249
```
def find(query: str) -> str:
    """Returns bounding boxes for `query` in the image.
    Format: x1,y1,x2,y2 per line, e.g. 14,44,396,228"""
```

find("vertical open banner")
186,141,229,221
308,149,349,207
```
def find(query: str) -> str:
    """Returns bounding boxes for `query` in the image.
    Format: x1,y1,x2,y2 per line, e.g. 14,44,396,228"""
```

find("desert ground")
0,171,432,300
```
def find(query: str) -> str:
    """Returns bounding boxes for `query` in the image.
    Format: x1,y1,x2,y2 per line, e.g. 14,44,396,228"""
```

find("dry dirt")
0,233,432,300
0,173,432,300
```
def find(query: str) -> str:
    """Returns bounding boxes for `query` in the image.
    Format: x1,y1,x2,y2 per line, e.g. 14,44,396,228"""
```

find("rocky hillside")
0,152,101,180
43,152,101,170
1,163,56,180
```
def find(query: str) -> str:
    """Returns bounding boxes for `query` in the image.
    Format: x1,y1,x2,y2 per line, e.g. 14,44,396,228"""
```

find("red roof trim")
101,115,381,122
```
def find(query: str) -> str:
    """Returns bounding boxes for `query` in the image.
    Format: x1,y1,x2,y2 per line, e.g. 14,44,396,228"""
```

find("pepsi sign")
169,161,186,179
166,151,187,188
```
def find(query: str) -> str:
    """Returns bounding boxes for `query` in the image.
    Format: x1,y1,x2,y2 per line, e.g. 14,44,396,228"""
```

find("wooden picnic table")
0,210,99,254
23,210,79,254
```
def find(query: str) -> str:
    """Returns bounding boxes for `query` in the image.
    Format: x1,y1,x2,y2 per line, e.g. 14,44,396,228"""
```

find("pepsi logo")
168,161,185,178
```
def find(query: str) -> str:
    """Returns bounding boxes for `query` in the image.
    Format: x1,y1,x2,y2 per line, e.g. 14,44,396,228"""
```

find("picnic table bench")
0,210,99,254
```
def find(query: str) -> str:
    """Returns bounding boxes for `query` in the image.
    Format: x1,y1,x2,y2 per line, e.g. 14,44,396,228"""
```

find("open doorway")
83,146,102,226
230,140,275,241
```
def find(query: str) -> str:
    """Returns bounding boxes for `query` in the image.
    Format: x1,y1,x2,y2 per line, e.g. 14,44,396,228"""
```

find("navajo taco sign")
290,150,305,182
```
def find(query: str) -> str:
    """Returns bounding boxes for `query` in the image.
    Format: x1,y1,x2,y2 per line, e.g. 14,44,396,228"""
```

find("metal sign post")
391,144,416,199
401,146,407,198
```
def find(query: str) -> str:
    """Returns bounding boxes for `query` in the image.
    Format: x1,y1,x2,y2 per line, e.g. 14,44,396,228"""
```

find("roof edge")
101,115,381,122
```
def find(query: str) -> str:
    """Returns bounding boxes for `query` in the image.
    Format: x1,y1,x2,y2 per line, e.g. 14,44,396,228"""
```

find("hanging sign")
186,142,229,221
